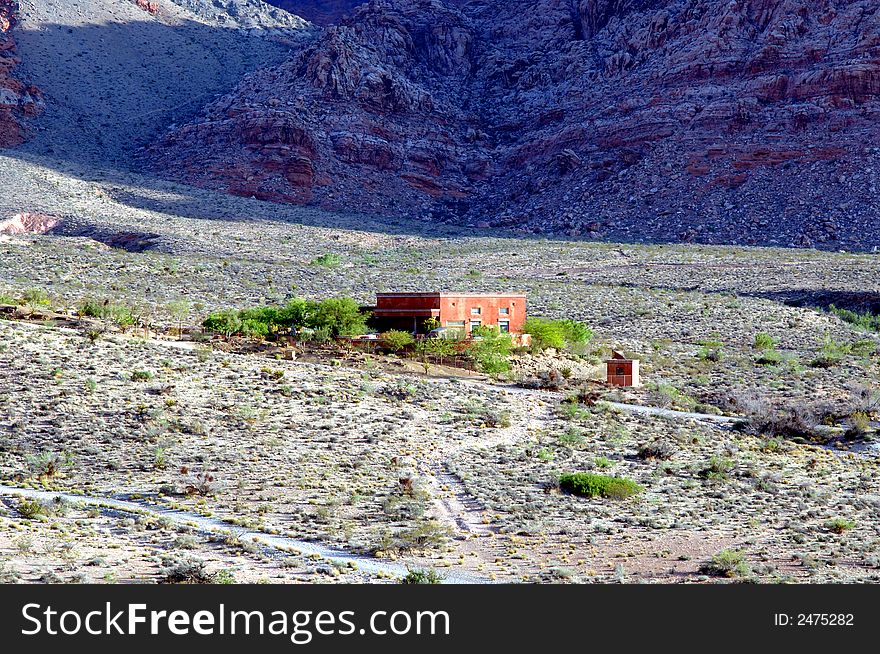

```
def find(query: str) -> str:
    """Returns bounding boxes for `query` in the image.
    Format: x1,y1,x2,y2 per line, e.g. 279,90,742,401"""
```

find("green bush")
468,325,514,373
78,298,106,318
700,549,750,578
310,297,368,336
383,330,415,352
522,318,565,350
828,305,880,332
559,472,642,500
240,318,270,340
754,332,776,350
310,253,342,268
21,288,50,307
400,568,445,585
203,309,243,337
755,349,782,366
523,318,593,352
17,499,45,520
826,518,856,534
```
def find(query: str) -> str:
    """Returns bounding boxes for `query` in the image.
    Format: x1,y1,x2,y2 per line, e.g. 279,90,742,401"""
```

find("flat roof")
376,292,527,298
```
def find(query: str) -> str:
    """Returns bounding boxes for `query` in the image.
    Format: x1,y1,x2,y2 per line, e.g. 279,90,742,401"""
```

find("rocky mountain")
7,0,311,166
266,1,367,25
0,1,41,148
143,0,880,249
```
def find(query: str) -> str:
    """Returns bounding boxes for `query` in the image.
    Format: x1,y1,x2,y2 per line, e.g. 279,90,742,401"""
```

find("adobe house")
607,350,640,387
373,292,527,335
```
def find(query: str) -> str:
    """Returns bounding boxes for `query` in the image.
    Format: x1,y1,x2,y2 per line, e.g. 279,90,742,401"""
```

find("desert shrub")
700,549,750,578
735,398,817,439
755,348,782,365
846,411,871,438
826,518,856,534
107,303,136,330
637,439,677,460
180,467,220,496
519,368,568,390
21,287,50,306
26,451,74,478
16,499,45,520
810,335,850,368
78,298,106,317
559,472,642,500
828,305,880,332
383,330,415,352
388,520,450,552
310,253,342,268
647,382,697,411
159,556,216,584
131,370,154,382
847,382,880,416
754,332,776,350
400,568,445,585
0,293,15,305
558,427,585,447
479,408,511,428
698,346,724,362
700,456,735,481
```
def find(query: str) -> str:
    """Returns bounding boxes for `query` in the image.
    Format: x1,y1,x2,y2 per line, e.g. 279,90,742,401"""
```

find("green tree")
522,317,566,351
167,300,191,340
309,297,368,337
383,330,415,352
203,309,243,339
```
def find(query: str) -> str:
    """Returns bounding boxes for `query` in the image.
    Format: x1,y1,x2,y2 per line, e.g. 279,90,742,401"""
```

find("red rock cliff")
147,0,880,249
0,1,40,149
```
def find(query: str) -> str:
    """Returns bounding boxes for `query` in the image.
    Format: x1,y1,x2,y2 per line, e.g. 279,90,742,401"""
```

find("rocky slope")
266,1,367,26
146,0,880,249
0,1,41,148
8,0,311,166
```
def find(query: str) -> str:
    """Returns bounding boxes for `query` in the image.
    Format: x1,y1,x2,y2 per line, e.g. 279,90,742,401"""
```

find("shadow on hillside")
0,13,545,241
755,290,880,314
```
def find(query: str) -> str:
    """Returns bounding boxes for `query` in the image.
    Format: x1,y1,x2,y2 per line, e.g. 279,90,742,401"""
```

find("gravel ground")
1,151,879,583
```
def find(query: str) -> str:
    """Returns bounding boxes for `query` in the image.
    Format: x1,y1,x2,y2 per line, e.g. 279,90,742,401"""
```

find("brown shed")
606,350,640,387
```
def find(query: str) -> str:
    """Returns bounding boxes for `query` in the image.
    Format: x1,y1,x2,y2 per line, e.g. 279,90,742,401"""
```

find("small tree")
203,309,243,339
420,335,457,366
522,317,566,351
383,330,415,352
167,300,191,340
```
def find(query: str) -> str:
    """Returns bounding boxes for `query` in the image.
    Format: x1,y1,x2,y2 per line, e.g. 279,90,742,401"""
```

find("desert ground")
1,152,879,584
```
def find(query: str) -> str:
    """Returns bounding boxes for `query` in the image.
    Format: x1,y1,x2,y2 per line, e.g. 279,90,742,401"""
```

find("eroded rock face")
148,0,880,248
0,1,41,148
267,1,368,25
0,212,61,235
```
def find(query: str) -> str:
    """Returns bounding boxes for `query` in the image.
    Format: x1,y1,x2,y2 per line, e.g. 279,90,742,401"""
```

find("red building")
606,351,640,387
373,292,527,335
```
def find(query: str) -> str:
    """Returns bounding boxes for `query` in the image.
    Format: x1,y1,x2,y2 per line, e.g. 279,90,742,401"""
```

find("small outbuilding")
607,350,640,387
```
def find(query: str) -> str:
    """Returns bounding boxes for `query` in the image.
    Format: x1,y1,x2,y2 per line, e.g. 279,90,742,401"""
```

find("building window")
499,307,509,315
470,319,482,331
446,321,465,329
499,320,510,333
471,307,481,315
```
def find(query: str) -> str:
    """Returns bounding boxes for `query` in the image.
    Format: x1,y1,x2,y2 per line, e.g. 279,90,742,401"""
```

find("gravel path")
0,484,489,584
